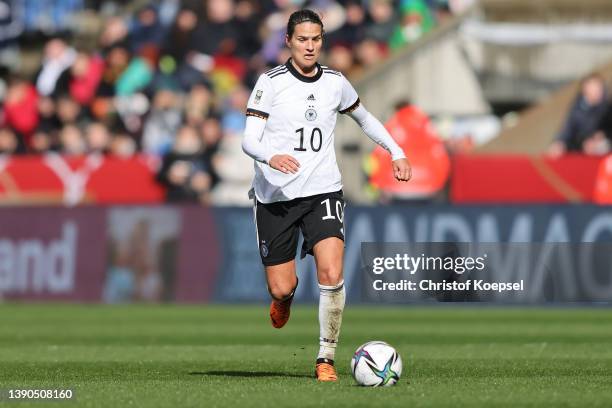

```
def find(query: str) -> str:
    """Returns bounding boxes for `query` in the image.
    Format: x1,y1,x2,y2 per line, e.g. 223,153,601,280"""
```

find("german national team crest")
260,241,269,257
305,108,317,121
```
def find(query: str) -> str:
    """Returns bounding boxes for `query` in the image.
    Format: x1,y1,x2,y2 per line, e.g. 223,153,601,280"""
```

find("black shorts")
253,190,346,266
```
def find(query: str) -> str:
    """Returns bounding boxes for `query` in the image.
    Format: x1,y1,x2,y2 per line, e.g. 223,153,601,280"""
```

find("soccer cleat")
269,279,298,329
269,294,294,328
315,358,338,382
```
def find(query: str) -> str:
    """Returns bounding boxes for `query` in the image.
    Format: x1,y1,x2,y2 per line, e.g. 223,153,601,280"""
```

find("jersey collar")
285,58,322,83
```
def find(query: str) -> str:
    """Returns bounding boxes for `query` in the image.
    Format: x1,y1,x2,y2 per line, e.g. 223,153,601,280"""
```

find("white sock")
317,280,346,362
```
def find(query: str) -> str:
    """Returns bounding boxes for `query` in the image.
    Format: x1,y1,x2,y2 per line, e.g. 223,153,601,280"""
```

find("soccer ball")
351,341,402,387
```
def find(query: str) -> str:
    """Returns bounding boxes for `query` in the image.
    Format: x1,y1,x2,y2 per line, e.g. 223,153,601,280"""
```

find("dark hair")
286,9,324,38
581,73,605,86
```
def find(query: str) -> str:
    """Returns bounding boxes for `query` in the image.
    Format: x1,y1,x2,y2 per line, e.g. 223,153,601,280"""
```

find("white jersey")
246,59,360,203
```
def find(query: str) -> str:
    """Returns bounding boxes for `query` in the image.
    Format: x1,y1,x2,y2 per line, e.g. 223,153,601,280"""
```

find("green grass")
0,305,611,407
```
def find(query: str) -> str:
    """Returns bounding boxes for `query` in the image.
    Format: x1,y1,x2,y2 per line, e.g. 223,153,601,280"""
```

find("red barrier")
0,154,165,205
451,154,605,203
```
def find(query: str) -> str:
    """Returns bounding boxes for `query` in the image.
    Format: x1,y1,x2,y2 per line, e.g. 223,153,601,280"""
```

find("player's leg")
299,190,346,381
266,260,298,328
253,197,301,328
313,237,345,381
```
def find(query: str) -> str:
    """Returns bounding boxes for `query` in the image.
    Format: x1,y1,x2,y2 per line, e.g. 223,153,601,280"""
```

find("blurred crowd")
0,0,470,204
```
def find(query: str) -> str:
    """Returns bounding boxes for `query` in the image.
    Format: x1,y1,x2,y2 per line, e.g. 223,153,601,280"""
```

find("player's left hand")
392,158,412,182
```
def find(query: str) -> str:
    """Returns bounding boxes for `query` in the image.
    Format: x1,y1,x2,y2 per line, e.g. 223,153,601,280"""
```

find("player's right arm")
242,74,300,174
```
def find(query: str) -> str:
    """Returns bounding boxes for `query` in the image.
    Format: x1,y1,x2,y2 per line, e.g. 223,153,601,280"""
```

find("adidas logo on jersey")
307,94,316,101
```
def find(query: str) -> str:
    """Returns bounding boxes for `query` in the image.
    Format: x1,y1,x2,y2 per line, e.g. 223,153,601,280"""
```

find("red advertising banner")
175,206,220,302
451,154,604,203
0,208,107,301
0,154,165,205
104,207,219,303
0,206,220,303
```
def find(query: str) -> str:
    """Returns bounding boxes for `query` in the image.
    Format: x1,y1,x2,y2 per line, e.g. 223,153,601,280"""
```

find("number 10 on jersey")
295,127,322,152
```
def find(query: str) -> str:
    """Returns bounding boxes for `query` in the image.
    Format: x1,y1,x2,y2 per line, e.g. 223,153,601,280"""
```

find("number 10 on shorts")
321,198,344,222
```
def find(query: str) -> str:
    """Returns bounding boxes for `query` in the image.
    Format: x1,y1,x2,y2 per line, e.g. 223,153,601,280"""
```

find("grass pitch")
0,305,611,407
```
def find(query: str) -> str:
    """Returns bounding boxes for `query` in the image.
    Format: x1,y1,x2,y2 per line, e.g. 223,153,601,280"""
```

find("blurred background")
1,0,612,304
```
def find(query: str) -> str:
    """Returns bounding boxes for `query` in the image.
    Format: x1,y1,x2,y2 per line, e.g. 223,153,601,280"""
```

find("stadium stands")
0,0,465,205
2,0,612,205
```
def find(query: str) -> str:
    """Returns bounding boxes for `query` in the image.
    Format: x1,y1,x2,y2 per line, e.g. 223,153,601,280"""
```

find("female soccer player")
242,9,411,382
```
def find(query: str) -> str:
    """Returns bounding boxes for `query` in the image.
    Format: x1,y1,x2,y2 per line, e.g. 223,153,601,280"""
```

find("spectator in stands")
355,38,388,69
190,0,239,57
159,7,210,91
85,122,111,154
184,83,214,126
327,44,357,75
260,5,299,65
97,44,131,97
109,127,137,158
56,94,88,128
210,128,253,206
98,17,129,52
142,87,183,155
156,125,212,203
35,38,77,98
390,0,435,50
115,44,157,96
128,5,165,54
234,0,262,59
0,127,19,154
157,0,181,28
30,130,55,153
162,8,198,67
326,1,366,49
36,96,60,133
3,77,38,144
365,0,399,45
548,74,611,157
32,96,59,154
59,124,86,155
69,51,105,106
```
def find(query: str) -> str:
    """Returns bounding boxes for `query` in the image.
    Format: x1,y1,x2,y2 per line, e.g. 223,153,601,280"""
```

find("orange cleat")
269,295,294,328
315,359,337,382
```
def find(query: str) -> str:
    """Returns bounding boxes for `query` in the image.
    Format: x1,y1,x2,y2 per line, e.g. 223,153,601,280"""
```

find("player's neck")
290,58,318,77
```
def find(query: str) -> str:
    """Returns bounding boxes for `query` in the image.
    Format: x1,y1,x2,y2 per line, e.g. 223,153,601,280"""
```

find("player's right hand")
269,154,301,174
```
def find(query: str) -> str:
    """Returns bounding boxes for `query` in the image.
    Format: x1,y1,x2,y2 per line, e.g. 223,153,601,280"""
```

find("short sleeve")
338,74,360,114
246,74,274,120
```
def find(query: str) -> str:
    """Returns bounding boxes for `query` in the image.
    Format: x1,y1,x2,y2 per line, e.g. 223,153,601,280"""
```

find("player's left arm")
347,104,411,182
338,74,411,182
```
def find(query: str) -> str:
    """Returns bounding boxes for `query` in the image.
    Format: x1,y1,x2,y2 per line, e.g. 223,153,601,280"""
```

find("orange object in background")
367,105,450,198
